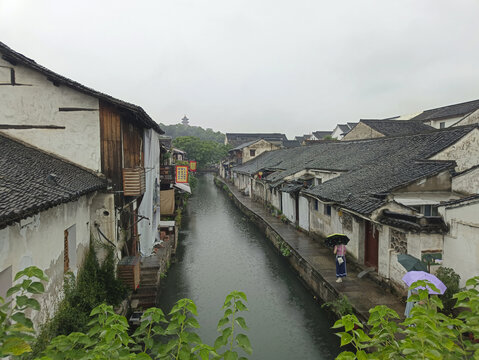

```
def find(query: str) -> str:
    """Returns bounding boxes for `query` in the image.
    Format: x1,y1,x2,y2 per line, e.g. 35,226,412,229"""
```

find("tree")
160,123,225,144
173,136,230,168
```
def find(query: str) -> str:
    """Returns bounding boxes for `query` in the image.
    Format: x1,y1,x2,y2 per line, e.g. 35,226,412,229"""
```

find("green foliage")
279,215,288,224
322,295,353,317
215,291,252,359
323,135,338,141
278,241,291,257
189,173,198,192
160,123,225,144
0,266,47,357
173,136,230,169
32,245,127,355
0,268,251,360
175,209,183,229
436,266,461,314
334,277,479,359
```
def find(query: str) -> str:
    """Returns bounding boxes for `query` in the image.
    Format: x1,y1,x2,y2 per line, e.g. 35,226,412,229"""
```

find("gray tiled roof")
229,139,262,152
282,140,301,148
0,41,163,134
0,133,107,229
312,131,332,139
360,119,434,136
225,133,287,147
410,99,479,122
234,125,476,214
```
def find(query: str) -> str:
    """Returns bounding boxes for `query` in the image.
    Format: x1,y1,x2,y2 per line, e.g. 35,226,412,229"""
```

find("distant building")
331,123,357,139
181,115,189,126
409,99,479,129
342,119,433,141
225,133,288,147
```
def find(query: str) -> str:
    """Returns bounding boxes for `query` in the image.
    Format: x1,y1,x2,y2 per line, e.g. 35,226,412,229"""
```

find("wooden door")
365,221,379,269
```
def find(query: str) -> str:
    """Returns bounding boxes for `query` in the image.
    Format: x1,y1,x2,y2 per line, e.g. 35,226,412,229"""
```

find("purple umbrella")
402,271,447,295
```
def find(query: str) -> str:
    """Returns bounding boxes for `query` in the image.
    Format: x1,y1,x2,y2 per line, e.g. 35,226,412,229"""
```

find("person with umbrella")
402,271,447,318
326,234,350,283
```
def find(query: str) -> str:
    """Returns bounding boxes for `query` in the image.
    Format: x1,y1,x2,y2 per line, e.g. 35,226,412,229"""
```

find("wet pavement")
218,177,405,322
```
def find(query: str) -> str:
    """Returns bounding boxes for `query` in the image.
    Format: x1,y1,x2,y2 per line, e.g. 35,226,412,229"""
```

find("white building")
0,133,107,326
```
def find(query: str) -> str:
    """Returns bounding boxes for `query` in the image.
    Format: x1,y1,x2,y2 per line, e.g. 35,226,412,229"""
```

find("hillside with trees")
160,123,225,144
173,136,230,169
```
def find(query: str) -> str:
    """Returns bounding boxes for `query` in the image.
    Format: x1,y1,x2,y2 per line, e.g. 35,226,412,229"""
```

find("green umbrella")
397,254,428,272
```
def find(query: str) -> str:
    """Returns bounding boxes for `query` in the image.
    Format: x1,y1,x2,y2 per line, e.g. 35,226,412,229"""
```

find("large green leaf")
235,334,252,355
2,337,32,355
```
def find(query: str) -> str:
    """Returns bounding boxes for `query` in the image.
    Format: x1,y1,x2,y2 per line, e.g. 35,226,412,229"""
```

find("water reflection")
158,174,341,359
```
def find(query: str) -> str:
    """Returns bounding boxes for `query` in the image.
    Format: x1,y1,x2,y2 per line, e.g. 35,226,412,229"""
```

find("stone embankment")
215,177,405,323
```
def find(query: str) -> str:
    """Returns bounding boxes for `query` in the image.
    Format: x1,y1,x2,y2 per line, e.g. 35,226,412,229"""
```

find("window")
314,199,319,211
412,205,438,216
439,122,446,129
324,204,331,216
250,149,256,157
424,205,439,216
314,178,322,186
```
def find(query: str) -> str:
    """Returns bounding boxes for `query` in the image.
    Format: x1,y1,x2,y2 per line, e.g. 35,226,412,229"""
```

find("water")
158,174,341,359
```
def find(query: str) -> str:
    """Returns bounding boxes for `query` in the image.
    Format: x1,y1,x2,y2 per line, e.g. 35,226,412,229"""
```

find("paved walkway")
219,178,405,322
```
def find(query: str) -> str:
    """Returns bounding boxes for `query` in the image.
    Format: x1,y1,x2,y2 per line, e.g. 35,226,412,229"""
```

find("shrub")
435,266,461,314
31,244,127,356
279,241,291,257
322,295,353,317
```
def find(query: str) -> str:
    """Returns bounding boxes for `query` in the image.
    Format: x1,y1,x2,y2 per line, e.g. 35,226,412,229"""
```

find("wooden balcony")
122,167,146,196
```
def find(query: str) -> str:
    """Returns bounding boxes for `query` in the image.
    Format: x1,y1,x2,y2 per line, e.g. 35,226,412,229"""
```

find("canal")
158,174,342,359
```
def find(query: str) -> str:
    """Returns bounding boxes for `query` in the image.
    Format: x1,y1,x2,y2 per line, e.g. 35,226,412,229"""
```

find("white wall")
0,193,99,328
427,116,462,129
452,167,479,195
431,128,479,172
298,196,309,230
270,188,282,211
454,109,479,127
241,140,280,163
282,192,296,222
0,57,101,171
440,201,479,287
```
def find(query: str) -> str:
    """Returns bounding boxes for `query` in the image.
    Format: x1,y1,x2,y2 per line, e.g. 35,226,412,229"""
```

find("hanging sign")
189,160,197,172
175,165,189,183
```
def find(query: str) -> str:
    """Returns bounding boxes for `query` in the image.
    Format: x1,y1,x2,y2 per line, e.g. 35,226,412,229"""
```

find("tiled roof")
312,131,332,139
303,160,455,214
234,125,476,214
0,41,163,134
230,139,262,151
410,99,479,122
360,119,434,136
337,124,351,132
0,133,107,229
282,140,301,148
437,194,479,208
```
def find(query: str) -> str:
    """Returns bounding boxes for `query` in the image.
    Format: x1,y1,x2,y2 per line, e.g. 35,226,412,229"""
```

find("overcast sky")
1,0,479,138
